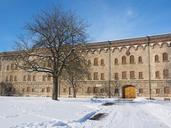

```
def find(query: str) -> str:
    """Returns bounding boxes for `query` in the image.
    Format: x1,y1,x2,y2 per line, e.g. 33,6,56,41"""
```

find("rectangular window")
6,76,8,81
100,59,105,66
47,87,51,92
139,88,143,93
10,75,13,81
42,75,46,81
164,87,170,94
87,87,91,93
115,88,119,93
27,75,31,81
11,64,14,70
7,65,9,70
14,76,17,81
23,75,26,81
156,89,160,94
122,71,127,79
47,75,51,81
33,75,36,81
100,73,105,80
139,72,143,79
87,73,91,80
94,58,98,66
130,71,135,79
93,87,98,93
100,88,104,93
93,72,98,80
114,73,119,80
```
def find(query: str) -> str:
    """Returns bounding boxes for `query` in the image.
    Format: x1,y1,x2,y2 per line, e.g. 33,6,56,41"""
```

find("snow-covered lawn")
0,96,171,128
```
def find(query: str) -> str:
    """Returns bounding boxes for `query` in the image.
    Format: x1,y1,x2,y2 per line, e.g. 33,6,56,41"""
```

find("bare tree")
62,51,89,98
15,7,88,100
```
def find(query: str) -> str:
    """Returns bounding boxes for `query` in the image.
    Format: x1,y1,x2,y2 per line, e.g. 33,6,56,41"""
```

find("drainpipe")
108,41,112,98
147,36,152,100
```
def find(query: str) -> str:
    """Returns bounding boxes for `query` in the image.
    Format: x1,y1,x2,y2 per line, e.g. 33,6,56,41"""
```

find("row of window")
114,55,142,65
155,69,169,79
23,75,36,81
22,87,51,93
87,87,105,93
4,62,52,71
6,75,52,82
115,69,169,80
85,87,171,94
88,72,105,80
89,52,169,66
138,87,171,94
6,75,17,82
88,69,169,80
114,71,143,80
6,64,18,71
88,58,105,66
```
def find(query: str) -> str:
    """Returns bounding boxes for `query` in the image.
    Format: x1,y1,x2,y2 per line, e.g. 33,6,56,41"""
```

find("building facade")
0,33,171,98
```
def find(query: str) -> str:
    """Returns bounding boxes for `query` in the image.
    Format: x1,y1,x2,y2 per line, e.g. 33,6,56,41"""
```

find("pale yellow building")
1,33,171,98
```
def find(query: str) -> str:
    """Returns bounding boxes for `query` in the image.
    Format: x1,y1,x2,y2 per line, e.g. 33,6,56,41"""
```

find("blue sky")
0,0,171,51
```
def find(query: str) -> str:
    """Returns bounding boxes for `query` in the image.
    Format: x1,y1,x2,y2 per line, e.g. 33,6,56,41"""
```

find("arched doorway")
122,85,136,98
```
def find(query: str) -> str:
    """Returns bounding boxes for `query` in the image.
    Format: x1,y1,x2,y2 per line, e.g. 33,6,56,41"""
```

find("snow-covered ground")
0,96,171,128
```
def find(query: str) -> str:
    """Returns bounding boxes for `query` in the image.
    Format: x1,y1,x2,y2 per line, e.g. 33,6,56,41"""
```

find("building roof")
1,33,171,56
87,33,171,49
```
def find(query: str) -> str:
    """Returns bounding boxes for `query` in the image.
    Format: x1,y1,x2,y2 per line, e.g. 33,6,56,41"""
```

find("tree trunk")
68,87,71,96
73,85,77,98
52,76,59,100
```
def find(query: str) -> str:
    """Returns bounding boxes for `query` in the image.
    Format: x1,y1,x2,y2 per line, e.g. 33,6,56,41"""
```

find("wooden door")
123,86,136,98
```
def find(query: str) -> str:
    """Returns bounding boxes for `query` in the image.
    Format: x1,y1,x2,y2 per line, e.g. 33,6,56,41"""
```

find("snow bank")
14,120,70,128
133,97,147,102
2,96,171,128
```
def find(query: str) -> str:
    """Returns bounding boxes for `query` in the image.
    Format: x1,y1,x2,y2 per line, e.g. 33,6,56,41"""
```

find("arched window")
94,58,98,66
114,58,118,65
155,71,160,79
164,87,170,94
155,55,159,62
100,59,105,66
130,55,135,64
163,69,169,79
163,53,168,62
122,56,126,64
138,56,143,63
